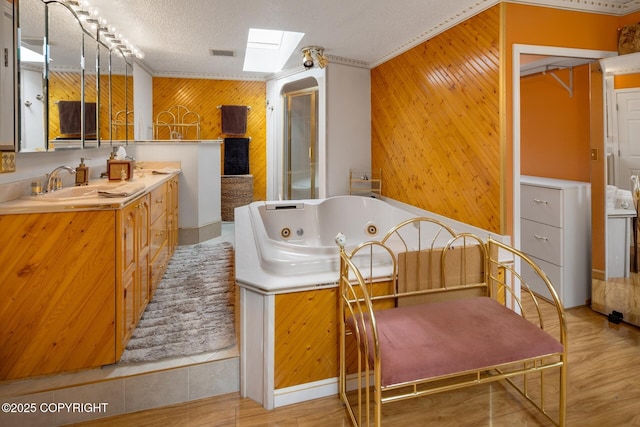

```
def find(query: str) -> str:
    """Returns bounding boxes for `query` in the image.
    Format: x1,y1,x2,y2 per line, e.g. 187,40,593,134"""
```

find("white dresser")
520,176,591,308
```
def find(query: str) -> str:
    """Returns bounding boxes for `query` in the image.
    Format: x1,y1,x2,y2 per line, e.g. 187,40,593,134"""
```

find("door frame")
512,44,615,251
283,87,319,199
612,88,640,190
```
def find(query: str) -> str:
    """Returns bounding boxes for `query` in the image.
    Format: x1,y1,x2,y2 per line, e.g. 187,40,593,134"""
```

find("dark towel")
84,102,97,136
224,138,250,175
221,105,248,135
57,101,82,134
57,101,97,136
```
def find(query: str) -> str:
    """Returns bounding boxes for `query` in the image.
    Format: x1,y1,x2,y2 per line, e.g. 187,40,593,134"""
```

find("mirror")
1,0,16,153
98,39,109,143
17,0,134,152
17,0,45,152
82,29,98,148
109,49,132,142
47,0,84,150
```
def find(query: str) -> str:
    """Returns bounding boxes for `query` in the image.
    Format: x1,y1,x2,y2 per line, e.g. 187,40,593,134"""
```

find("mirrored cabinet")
15,0,134,153
0,0,16,154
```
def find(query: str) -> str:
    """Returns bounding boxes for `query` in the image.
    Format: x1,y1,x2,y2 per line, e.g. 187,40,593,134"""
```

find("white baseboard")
274,377,338,407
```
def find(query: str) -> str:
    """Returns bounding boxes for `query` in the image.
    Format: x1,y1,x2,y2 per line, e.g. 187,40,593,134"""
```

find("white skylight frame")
243,28,304,73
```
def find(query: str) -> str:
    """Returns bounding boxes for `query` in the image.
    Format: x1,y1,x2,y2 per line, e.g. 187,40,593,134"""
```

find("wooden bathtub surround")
337,218,567,427
0,174,179,380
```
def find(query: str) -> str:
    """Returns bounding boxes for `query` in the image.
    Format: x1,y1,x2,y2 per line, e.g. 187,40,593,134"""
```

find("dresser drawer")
521,218,563,265
520,184,563,227
521,255,562,303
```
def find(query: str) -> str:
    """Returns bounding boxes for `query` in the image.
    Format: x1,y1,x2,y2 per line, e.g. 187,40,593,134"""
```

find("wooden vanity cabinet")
0,211,117,381
168,176,179,254
116,178,179,359
149,184,168,298
0,175,179,379
116,193,151,357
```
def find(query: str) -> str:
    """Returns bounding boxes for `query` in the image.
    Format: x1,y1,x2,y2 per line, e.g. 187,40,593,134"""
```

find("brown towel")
57,101,97,136
84,102,97,136
221,105,247,135
57,101,82,134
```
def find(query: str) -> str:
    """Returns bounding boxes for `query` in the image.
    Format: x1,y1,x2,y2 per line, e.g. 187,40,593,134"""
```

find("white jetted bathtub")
234,195,509,409
235,195,505,292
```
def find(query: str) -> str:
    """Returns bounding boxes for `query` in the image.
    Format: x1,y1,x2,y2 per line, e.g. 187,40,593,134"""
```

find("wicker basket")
221,175,254,221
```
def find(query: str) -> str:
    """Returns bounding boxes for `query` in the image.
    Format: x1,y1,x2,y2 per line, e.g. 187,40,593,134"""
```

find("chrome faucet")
46,165,76,193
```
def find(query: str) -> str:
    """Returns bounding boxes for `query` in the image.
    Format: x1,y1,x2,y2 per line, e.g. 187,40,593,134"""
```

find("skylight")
243,28,304,73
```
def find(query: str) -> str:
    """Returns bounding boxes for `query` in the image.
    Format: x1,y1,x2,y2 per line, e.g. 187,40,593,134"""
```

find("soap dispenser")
75,158,89,186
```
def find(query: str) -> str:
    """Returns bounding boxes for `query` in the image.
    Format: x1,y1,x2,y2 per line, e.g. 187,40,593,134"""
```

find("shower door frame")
283,87,319,200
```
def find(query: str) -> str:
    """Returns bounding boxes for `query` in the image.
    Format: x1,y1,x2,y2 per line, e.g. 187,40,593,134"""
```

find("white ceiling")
85,0,640,80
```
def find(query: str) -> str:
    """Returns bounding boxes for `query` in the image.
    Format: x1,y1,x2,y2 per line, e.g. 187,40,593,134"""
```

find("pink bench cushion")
348,297,563,387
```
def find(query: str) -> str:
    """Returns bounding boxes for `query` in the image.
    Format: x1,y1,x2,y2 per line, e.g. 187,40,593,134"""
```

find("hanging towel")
57,101,97,136
221,105,248,135
84,102,97,137
224,137,250,175
57,101,82,135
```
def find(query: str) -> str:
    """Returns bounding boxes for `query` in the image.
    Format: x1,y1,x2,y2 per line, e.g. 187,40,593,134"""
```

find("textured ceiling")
83,0,640,80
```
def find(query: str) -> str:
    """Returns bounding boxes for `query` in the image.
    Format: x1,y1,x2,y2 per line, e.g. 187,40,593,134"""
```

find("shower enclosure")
283,87,318,199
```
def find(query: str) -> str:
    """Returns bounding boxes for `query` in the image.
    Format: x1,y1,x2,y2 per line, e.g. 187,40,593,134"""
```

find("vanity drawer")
150,185,167,224
150,211,168,260
520,184,563,227
521,218,563,265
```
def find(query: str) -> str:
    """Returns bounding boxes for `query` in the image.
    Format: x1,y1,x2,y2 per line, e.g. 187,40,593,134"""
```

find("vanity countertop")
0,170,180,215
607,208,637,218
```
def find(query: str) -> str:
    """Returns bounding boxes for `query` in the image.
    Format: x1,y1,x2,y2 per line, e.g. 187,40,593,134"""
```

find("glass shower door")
284,88,318,199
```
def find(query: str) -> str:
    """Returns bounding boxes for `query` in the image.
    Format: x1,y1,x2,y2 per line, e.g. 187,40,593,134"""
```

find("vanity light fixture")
301,46,328,70
61,0,144,59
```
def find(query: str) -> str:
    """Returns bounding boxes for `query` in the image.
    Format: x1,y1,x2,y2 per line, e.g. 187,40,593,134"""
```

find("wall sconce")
301,46,328,70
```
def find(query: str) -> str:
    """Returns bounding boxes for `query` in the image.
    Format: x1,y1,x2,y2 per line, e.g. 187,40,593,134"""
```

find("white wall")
133,63,153,140
266,62,371,200
19,69,45,151
267,67,326,200
131,142,221,231
0,147,111,187
326,63,371,196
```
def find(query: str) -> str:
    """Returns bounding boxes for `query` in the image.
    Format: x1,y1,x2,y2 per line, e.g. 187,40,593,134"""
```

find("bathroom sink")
24,181,147,202
26,186,101,202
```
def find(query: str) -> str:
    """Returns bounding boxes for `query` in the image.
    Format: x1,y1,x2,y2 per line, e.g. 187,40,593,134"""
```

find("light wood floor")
72,303,640,427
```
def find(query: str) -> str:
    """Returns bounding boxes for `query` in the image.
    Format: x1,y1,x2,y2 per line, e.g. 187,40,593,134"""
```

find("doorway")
283,87,319,200
614,89,640,190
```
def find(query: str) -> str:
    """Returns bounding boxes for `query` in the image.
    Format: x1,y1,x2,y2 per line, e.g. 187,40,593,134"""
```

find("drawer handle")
534,234,549,241
533,198,549,205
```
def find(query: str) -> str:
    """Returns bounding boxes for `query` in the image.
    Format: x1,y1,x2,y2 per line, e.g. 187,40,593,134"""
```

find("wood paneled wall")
153,78,267,201
371,6,501,233
48,71,129,141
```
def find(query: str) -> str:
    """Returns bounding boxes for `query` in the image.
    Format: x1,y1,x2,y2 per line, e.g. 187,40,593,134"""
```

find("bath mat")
118,242,236,364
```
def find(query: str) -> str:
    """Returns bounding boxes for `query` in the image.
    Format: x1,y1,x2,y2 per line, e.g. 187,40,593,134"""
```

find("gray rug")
118,242,236,364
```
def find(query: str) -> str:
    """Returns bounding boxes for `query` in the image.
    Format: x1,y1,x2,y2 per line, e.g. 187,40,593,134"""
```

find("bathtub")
235,195,509,409
235,195,507,293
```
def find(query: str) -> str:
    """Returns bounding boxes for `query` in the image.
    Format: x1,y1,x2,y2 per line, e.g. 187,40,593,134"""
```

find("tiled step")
0,352,239,427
